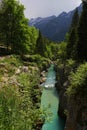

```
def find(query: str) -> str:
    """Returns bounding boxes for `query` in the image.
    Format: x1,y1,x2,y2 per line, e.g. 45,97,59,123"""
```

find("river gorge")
41,65,65,130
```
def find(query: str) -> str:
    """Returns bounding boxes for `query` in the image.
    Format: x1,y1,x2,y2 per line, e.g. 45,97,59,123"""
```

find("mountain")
29,4,82,42
29,15,56,26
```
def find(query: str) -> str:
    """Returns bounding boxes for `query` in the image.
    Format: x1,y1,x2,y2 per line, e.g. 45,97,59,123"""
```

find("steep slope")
29,15,56,30
29,4,82,41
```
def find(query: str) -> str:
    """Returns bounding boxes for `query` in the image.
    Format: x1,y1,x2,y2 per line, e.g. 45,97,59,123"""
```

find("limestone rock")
15,68,21,74
21,66,29,72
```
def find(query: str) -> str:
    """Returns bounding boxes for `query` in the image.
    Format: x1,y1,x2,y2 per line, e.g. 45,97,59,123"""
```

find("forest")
0,0,87,130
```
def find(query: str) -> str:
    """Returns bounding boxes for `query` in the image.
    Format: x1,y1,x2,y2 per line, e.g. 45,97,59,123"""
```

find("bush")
67,62,87,101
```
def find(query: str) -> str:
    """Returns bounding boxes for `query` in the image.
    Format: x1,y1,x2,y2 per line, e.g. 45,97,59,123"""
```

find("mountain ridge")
29,4,82,41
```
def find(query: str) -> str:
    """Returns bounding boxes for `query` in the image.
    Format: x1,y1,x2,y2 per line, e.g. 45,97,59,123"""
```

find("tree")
58,42,67,62
66,8,79,59
76,0,87,61
27,26,39,54
36,31,46,56
0,0,29,55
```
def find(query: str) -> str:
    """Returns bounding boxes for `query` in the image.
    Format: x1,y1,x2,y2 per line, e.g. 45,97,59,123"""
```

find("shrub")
67,62,87,101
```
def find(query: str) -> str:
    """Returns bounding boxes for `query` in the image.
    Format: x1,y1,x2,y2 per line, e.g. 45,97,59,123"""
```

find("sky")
19,0,82,19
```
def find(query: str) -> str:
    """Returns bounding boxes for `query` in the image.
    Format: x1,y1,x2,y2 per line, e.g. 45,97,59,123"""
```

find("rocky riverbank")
55,62,87,130
0,55,49,130
55,64,68,119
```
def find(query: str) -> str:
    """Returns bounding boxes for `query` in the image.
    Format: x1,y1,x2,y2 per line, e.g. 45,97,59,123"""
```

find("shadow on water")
41,65,65,130
52,88,59,98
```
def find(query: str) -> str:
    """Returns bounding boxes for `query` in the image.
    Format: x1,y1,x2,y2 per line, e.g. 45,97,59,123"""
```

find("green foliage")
0,0,39,56
67,62,87,100
0,0,27,54
66,59,76,69
0,0,57,59
0,55,23,66
24,54,50,70
27,27,39,54
76,1,87,61
0,55,23,77
0,55,47,130
57,42,67,62
0,85,21,130
36,31,46,56
66,8,79,59
50,43,59,60
44,45,53,59
70,8,79,29
64,32,69,42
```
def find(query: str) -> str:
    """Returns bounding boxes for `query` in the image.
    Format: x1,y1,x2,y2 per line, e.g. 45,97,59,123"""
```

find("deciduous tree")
0,0,29,55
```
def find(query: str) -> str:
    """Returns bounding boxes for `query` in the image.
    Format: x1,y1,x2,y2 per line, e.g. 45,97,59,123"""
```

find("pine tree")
36,31,46,56
76,0,87,61
66,8,79,59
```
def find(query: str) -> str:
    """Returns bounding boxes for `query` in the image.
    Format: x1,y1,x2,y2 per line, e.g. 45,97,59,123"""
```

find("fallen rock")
15,68,21,74
41,71,46,77
40,77,47,84
22,66,28,72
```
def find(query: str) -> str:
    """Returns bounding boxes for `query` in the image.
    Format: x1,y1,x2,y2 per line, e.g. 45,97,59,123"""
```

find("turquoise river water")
41,65,65,130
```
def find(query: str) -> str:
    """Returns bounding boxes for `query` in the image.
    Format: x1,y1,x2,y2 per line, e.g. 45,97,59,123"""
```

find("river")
41,65,65,130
